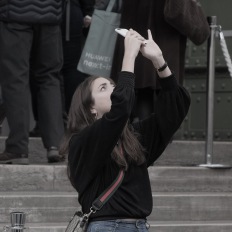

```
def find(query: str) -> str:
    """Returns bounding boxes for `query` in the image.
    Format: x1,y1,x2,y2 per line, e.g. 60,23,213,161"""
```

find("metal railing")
199,16,232,168
3,212,28,232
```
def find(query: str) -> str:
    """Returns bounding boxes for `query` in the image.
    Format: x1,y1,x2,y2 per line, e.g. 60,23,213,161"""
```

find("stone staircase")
0,137,232,231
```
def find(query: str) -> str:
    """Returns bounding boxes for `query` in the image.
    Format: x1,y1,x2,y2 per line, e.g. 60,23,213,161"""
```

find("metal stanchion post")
199,16,231,169
3,212,28,232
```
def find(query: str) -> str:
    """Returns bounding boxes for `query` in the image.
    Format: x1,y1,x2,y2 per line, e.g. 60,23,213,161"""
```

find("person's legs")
0,22,32,164
62,2,87,113
31,24,64,162
29,67,41,137
131,88,154,122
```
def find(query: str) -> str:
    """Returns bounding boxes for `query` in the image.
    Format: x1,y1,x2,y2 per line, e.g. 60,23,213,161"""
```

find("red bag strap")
92,169,124,211
92,143,125,211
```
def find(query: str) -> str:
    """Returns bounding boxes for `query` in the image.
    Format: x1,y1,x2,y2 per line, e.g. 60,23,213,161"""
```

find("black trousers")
0,22,64,154
31,2,87,116
61,1,88,113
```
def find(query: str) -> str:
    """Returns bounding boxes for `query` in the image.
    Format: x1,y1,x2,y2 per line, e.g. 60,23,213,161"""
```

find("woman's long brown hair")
60,76,145,170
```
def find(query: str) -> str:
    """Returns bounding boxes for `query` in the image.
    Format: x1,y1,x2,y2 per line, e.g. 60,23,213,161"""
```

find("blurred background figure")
0,0,64,164
61,0,95,113
95,0,122,12
29,0,95,138
110,0,210,121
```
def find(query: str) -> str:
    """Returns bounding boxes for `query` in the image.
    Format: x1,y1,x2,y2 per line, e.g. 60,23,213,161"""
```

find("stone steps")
1,137,232,166
1,191,232,223
0,192,79,223
1,165,232,231
149,221,232,232
155,140,232,166
0,192,78,223
0,137,232,231
149,192,232,221
149,166,232,192
1,221,232,232
1,165,232,192
0,164,73,192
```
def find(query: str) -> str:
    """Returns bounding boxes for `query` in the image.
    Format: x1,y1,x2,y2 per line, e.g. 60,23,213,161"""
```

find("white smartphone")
115,28,147,45
115,28,128,37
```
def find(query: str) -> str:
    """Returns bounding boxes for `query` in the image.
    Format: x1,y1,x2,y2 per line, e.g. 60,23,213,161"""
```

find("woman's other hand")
140,29,172,77
121,29,145,72
140,29,163,66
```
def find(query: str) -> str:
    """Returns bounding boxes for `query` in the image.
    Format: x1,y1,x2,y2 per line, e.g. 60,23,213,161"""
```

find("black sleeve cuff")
116,71,135,89
158,74,178,91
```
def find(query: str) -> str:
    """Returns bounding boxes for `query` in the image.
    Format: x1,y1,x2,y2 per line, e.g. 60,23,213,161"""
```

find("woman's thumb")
147,29,153,40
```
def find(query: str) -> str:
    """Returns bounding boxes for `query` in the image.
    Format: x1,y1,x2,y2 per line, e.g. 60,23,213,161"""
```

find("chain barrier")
217,26,232,80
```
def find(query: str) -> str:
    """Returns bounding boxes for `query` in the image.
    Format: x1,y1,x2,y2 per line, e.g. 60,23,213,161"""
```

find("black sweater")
0,0,63,24
68,71,190,220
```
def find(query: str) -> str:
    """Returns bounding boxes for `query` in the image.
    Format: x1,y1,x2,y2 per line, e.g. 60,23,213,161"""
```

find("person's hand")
124,29,145,60
121,29,145,72
140,29,172,77
83,15,91,28
140,29,164,68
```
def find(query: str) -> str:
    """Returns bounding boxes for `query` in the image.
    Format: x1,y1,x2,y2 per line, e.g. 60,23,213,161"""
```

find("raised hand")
140,29,163,65
121,29,145,72
124,29,145,60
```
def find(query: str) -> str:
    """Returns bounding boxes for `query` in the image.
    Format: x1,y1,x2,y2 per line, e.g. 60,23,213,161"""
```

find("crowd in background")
0,0,209,164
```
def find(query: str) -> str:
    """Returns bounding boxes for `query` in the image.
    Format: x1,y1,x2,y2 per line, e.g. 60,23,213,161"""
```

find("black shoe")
47,146,64,163
0,152,29,164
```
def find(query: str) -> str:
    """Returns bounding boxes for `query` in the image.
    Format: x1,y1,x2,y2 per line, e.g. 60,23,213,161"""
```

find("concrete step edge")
25,221,232,227
1,138,232,165
0,222,68,228
0,136,231,144
2,221,232,228
1,163,231,171
152,192,232,196
149,220,232,226
1,191,232,197
0,191,77,196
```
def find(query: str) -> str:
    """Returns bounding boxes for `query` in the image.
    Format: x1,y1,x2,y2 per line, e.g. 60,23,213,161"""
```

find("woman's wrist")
152,55,165,69
156,66,172,78
121,53,136,73
152,57,172,78
156,61,168,72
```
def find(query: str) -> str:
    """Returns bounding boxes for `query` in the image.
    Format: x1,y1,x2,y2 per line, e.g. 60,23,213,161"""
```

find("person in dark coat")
29,0,95,137
0,0,65,164
62,0,95,113
111,0,209,120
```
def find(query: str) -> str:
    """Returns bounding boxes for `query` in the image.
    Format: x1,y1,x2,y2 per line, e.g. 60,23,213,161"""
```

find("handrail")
217,28,232,79
199,16,231,169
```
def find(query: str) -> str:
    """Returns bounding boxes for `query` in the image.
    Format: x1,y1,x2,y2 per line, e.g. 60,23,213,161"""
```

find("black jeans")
0,22,64,153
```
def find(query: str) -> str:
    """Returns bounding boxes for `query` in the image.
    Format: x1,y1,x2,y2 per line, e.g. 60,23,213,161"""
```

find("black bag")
65,211,89,232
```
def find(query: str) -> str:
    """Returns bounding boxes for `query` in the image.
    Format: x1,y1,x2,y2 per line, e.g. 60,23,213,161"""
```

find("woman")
61,29,190,231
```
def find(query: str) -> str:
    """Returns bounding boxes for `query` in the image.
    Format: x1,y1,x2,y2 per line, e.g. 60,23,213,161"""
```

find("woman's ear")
90,108,98,119
90,108,97,115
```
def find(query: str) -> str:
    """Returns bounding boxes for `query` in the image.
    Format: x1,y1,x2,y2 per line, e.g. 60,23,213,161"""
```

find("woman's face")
91,77,115,119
